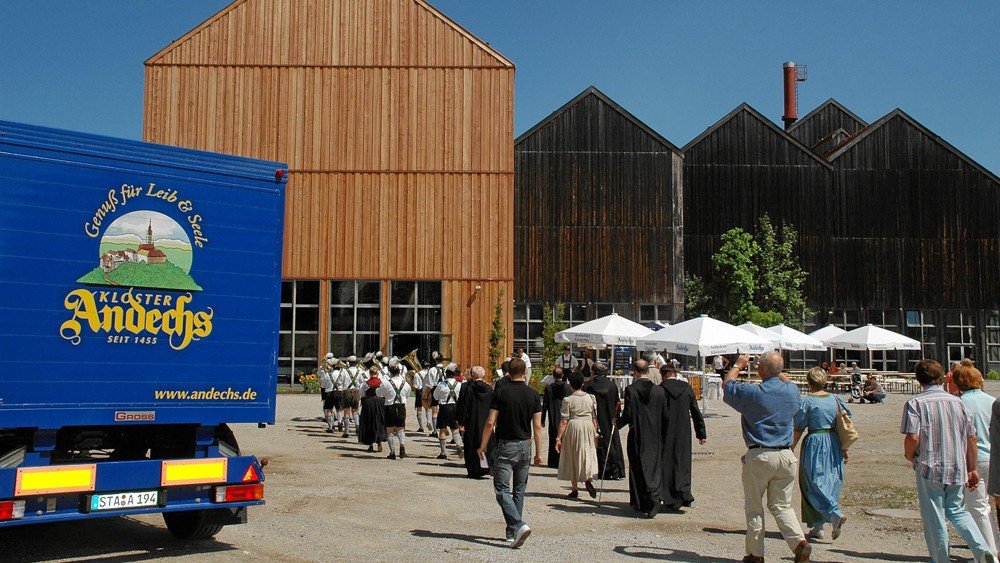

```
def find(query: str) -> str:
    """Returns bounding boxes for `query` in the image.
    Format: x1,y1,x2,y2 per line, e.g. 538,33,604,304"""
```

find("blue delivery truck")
0,120,285,538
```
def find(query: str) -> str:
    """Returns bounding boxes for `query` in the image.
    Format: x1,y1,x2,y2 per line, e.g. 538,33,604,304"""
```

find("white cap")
324,352,335,361
445,362,459,375
348,355,357,363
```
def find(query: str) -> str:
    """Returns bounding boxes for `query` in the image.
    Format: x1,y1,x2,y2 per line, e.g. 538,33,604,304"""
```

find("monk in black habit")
455,365,494,479
658,364,707,511
584,363,626,480
541,368,570,468
617,360,667,518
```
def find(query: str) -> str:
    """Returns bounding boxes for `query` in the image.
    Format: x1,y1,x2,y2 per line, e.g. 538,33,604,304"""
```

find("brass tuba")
402,349,422,375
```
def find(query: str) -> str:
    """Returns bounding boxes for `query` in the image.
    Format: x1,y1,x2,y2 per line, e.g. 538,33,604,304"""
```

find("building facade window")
868,309,901,372
330,280,380,358
389,281,442,362
986,311,1000,373
279,280,320,384
945,311,977,365
905,310,938,370
639,304,673,325
513,304,545,356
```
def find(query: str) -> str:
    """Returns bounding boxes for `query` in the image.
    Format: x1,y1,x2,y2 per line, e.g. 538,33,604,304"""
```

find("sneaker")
793,540,812,562
387,453,397,460
831,515,846,540
436,453,448,460
399,445,407,459
511,524,531,549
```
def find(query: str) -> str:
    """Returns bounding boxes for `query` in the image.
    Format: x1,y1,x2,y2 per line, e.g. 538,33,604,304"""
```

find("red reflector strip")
0,500,26,521
214,483,264,503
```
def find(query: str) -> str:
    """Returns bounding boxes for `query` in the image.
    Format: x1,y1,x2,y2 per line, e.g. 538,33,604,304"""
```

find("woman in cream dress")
555,372,600,498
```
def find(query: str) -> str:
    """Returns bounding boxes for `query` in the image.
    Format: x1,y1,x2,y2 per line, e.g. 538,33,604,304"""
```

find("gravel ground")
5,382,999,562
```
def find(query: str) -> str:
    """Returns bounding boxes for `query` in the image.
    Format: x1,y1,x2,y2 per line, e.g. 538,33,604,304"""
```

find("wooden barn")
513,87,684,354
143,0,514,380
686,99,1000,372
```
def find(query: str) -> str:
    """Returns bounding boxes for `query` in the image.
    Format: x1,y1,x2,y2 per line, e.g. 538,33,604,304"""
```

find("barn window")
279,280,320,384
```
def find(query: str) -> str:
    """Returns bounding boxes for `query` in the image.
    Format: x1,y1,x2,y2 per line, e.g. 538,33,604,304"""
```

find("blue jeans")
493,439,531,538
916,473,991,562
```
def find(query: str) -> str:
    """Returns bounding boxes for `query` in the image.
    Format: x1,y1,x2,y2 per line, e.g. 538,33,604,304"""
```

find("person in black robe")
358,370,387,452
658,364,707,511
456,365,494,478
617,360,667,518
584,363,625,480
541,368,570,468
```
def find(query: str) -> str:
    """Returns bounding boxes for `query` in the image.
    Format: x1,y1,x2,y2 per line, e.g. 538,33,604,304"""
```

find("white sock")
416,411,425,431
326,416,334,431
431,415,437,429
388,435,398,455
352,413,359,428
438,438,447,456
397,430,405,446
454,432,464,448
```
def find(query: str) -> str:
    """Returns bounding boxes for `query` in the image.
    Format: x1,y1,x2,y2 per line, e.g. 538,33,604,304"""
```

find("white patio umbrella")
636,315,776,357
738,322,802,351
767,324,827,352
823,324,921,352
808,325,847,343
555,313,653,348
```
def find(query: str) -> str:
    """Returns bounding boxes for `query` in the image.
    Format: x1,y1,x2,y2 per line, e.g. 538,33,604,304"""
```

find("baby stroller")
849,371,863,403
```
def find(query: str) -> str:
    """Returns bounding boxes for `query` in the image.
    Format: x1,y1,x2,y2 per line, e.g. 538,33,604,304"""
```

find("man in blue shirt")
723,351,810,563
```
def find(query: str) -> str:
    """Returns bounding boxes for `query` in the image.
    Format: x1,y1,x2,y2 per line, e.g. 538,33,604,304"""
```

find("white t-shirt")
318,365,335,392
411,369,427,391
337,367,364,391
713,356,725,370
555,353,578,371
377,376,411,406
433,378,462,405
520,353,532,368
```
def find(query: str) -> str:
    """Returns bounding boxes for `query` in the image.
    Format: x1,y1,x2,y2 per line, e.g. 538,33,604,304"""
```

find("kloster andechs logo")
60,183,214,350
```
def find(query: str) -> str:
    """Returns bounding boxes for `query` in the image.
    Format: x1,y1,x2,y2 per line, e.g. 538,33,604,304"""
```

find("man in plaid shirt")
901,359,997,563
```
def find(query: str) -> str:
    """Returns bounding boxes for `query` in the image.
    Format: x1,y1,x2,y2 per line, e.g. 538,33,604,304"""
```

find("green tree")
536,303,568,389
685,216,811,328
487,290,506,373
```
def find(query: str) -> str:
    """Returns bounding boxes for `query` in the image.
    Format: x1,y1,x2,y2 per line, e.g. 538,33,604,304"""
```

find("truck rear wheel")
163,510,223,540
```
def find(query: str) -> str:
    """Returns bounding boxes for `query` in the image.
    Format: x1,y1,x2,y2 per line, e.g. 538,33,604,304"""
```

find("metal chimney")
782,61,807,130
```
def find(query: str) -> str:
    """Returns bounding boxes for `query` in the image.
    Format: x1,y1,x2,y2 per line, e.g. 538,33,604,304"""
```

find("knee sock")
352,413,359,428
431,414,437,430
453,432,464,450
326,415,334,431
438,438,447,456
416,410,425,431
397,430,406,447
388,434,398,455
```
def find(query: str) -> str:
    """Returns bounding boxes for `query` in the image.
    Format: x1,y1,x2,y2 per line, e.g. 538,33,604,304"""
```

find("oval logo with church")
77,210,200,292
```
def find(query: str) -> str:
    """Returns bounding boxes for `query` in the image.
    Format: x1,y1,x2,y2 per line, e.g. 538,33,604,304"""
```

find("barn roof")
826,108,1000,184
682,103,834,169
515,86,682,155
146,0,513,68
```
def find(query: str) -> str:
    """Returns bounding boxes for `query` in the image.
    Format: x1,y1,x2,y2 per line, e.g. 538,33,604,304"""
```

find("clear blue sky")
2,1,998,172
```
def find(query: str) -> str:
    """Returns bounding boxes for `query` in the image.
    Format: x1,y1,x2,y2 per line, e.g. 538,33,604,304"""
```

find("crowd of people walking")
311,347,1000,562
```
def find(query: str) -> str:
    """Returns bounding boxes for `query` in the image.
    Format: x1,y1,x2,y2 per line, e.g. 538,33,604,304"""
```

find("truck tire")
163,510,223,540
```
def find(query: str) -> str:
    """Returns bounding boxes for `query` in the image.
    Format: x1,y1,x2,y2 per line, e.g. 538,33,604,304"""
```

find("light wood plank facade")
144,0,513,369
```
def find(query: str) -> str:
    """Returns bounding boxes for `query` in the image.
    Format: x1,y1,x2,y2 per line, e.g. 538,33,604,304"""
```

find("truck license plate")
90,490,160,511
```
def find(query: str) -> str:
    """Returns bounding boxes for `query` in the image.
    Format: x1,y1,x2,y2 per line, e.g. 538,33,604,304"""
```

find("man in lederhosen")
319,353,339,433
378,363,411,460
338,355,364,438
411,364,428,433
423,352,444,436
433,363,463,460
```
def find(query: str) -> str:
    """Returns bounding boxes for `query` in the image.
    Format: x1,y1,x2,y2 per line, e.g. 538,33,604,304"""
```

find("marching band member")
378,363,412,460
433,363,463,459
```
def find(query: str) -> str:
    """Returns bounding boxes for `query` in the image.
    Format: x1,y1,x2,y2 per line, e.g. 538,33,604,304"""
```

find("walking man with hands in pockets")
723,351,812,563
478,358,543,549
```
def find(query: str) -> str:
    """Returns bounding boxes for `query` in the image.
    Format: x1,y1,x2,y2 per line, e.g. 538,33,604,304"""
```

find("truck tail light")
214,483,264,503
0,500,26,521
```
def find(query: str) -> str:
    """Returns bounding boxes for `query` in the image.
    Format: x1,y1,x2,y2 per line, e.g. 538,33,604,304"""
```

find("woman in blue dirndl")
792,366,850,541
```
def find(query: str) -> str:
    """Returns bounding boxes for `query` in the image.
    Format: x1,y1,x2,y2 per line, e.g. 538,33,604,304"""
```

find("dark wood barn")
788,98,867,155
513,86,684,353
681,103,836,307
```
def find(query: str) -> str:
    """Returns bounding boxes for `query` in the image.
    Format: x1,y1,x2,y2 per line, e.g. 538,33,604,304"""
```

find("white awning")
555,313,653,348
636,315,776,357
